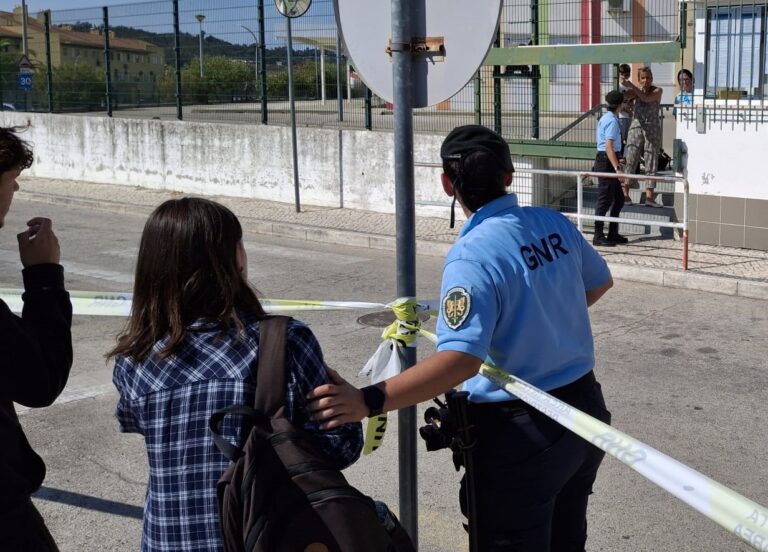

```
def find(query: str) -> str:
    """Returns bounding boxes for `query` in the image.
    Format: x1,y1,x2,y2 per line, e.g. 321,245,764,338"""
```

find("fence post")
577,174,584,233
258,0,268,123
336,31,343,122
103,7,113,117
43,10,53,113
474,70,481,125
530,0,540,138
364,86,372,130
493,31,501,134
680,1,687,50
172,0,183,120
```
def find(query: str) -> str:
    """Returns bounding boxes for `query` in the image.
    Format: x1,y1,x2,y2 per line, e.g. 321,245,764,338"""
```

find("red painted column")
580,0,590,111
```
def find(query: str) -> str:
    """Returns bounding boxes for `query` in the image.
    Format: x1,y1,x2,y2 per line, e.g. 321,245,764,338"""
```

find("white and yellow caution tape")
0,289,388,316
414,325,768,552
0,288,134,317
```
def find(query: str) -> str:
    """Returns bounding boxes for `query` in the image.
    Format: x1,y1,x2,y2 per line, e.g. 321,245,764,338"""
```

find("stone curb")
17,190,768,301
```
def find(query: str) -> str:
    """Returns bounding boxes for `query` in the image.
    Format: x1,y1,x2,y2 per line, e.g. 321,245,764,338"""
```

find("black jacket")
0,264,72,514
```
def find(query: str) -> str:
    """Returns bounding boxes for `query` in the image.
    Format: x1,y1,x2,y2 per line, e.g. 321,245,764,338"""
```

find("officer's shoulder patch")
442,286,472,330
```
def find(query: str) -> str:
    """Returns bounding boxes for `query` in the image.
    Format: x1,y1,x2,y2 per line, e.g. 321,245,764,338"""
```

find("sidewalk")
17,176,768,300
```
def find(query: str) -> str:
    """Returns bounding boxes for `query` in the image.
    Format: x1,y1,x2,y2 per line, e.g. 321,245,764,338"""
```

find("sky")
0,1,337,47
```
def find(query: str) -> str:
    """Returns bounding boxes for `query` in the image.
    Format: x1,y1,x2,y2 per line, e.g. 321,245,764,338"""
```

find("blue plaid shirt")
112,314,363,552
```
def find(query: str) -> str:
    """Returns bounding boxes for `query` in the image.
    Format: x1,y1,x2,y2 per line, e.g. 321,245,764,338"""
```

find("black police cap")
440,125,514,173
605,89,624,107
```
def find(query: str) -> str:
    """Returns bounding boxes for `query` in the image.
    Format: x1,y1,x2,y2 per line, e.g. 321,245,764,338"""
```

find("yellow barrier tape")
417,328,768,551
363,413,388,456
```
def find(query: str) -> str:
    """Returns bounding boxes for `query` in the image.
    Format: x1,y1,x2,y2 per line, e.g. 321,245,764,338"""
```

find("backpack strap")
254,315,290,416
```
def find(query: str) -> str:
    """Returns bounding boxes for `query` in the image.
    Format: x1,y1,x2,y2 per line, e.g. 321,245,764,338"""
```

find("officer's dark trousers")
0,499,60,552
460,372,611,552
593,152,624,237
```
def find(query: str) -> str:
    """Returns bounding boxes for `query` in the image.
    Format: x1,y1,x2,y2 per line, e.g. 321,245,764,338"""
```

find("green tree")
33,61,105,112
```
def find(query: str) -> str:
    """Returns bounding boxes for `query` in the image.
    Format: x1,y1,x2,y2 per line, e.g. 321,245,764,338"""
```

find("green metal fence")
0,0,682,142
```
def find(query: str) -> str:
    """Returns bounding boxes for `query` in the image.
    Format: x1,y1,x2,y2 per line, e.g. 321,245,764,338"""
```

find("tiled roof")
0,10,159,53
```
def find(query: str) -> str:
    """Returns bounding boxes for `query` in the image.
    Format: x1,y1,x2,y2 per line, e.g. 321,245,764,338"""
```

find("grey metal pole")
391,0,418,545
286,17,301,212
258,0,268,124
103,7,113,117
173,0,183,120
335,33,343,122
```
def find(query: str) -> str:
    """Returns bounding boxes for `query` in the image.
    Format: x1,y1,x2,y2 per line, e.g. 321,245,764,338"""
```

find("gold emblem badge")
442,287,471,329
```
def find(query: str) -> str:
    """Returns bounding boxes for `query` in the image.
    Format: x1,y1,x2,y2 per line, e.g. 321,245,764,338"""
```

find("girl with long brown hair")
109,197,362,552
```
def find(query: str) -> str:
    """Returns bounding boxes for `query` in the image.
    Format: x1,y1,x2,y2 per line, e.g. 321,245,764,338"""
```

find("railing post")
577,174,584,233
682,179,689,270
172,0,183,120
43,11,53,113
103,7,113,117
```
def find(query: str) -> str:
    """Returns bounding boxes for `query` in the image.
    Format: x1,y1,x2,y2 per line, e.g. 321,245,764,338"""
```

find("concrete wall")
0,112,531,220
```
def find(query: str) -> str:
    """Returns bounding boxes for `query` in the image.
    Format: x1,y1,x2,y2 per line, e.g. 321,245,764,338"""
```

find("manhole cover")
357,310,431,328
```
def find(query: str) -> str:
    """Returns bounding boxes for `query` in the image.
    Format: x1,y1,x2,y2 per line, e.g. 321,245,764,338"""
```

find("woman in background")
622,66,664,208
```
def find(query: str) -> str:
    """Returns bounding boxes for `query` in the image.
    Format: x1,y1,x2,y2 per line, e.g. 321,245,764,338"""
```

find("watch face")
274,0,312,17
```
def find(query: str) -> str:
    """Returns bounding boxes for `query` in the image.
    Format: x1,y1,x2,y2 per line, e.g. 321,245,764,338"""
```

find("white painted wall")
677,10,768,201
0,113,533,216
677,112,768,201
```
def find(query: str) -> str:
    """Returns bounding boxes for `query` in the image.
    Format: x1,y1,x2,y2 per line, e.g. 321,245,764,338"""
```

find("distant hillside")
68,21,313,68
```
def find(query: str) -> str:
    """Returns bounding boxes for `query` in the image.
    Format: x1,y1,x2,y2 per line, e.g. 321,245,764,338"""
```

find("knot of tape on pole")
359,297,420,455
380,296,421,347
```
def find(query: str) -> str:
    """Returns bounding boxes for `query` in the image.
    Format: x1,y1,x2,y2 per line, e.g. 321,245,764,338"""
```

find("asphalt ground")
2,184,767,551
15,176,768,302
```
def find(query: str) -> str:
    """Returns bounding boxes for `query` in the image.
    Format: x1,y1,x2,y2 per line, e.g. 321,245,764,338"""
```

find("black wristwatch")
361,385,386,417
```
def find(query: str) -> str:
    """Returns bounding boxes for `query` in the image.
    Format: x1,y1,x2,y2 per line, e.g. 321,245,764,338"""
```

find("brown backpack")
209,316,414,552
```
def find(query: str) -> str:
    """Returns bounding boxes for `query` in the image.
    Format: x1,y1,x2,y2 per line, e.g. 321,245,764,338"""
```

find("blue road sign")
17,72,33,91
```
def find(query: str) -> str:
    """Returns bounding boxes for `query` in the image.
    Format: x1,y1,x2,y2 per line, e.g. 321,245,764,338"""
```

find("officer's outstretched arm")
586,277,613,307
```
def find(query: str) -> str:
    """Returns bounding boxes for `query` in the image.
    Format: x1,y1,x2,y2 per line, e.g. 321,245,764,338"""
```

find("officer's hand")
17,217,60,267
307,367,367,430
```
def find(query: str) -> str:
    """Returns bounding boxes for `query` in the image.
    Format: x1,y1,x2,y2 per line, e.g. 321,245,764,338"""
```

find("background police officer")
593,89,628,246
309,125,614,551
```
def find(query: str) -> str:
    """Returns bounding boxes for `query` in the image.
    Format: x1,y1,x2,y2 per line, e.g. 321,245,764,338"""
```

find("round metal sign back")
275,0,312,18
334,0,502,107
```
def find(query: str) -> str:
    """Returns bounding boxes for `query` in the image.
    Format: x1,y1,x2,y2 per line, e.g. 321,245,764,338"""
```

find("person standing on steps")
622,66,664,208
593,90,627,247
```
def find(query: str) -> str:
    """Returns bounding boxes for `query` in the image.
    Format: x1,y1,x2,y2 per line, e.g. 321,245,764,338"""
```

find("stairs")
562,175,678,239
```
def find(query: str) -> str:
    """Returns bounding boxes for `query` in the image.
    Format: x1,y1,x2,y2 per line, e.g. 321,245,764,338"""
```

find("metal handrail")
414,163,690,270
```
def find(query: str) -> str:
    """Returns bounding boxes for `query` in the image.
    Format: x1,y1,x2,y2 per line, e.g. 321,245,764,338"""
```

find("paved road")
2,197,766,551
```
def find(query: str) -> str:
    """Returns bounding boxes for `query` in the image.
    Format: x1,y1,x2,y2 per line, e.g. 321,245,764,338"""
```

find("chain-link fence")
0,0,682,139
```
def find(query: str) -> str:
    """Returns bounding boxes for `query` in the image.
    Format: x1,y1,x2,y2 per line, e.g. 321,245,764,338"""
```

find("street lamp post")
241,25,259,98
195,14,205,77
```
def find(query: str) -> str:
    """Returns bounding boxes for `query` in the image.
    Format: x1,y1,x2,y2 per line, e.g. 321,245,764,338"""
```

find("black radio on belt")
418,397,455,452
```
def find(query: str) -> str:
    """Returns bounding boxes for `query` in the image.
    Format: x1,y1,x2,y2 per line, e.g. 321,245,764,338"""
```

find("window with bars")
705,4,767,99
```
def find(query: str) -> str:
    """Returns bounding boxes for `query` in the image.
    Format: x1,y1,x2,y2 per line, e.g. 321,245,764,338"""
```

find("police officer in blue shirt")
593,89,627,246
309,125,614,551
